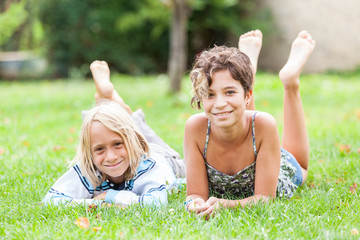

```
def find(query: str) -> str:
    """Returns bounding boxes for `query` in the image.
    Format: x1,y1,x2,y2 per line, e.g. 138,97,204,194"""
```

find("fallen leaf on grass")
69,127,76,133
92,227,102,232
351,228,359,236
87,204,97,213
349,183,358,194
338,144,351,154
335,178,346,184
180,112,191,120
52,145,65,152
3,117,10,125
358,148,360,154
95,213,102,221
74,217,90,229
146,101,154,108
261,100,269,107
356,109,360,120
0,149,5,155
307,182,316,188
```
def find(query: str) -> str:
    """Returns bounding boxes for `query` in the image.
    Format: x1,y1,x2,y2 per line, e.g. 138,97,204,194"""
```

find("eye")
226,90,236,95
207,92,215,98
94,147,104,153
114,142,124,148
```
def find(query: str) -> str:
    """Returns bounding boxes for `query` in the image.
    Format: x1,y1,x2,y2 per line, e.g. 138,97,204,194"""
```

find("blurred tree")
37,0,270,89
0,0,43,51
167,0,191,93
167,0,268,92
38,0,170,77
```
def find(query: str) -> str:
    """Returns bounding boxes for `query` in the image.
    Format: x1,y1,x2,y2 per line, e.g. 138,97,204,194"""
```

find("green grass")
0,71,360,239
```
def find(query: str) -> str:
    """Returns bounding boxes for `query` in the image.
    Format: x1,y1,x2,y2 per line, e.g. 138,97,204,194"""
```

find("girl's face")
202,69,251,128
90,121,130,184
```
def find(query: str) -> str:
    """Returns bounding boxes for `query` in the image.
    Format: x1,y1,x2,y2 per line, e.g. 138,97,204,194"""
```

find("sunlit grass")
0,71,359,239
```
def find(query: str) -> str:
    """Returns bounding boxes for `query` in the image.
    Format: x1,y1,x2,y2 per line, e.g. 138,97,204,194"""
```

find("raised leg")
279,31,316,182
90,60,132,114
238,29,263,110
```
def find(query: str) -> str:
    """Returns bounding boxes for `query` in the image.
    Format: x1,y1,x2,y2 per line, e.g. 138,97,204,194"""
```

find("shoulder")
130,156,176,192
135,158,157,177
250,111,278,140
184,113,209,148
185,112,207,125
251,111,277,129
135,156,174,180
185,113,208,133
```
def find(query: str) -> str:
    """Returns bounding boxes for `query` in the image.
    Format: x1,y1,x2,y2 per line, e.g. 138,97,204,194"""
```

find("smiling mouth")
105,161,122,168
213,111,233,117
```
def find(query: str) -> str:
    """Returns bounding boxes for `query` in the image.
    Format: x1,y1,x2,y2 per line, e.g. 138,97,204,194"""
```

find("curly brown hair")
190,46,253,109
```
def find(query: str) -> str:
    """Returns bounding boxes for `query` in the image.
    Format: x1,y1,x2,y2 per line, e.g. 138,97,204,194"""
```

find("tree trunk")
168,0,190,93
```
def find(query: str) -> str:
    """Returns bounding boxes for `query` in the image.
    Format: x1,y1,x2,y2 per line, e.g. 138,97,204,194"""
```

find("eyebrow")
209,85,238,91
92,144,103,150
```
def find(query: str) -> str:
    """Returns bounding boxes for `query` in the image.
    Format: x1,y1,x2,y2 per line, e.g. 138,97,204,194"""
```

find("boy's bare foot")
279,31,316,90
238,29,263,75
90,60,114,98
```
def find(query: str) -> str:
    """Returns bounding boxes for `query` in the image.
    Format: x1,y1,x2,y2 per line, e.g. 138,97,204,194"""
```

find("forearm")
186,194,206,201
220,194,271,208
43,193,103,206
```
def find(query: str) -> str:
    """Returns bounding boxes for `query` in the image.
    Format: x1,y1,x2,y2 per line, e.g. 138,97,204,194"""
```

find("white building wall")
260,0,360,73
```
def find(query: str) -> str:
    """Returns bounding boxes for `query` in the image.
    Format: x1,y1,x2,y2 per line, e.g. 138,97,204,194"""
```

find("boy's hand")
93,192,107,201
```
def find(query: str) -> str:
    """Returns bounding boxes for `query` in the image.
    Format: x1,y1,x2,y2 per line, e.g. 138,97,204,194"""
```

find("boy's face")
90,121,130,184
202,69,251,128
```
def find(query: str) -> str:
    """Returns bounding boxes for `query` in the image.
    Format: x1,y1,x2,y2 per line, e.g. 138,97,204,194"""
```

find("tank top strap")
203,119,211,160
252,112,258,158
204,113,257,160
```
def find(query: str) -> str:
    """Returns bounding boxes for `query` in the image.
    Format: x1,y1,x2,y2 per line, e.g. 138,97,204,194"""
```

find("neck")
107,175,125,184
211,114,250,145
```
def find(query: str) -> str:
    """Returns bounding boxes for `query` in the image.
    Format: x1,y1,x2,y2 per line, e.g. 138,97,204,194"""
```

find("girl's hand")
93,192,107,201
198,197,225,218
186,198,210,214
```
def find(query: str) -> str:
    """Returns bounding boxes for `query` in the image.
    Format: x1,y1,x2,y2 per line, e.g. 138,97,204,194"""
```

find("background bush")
37,0,271,77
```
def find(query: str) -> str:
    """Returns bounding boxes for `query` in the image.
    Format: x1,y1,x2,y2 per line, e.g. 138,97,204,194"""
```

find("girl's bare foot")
279,31,316,90
90,60,114,98
238,29,263,75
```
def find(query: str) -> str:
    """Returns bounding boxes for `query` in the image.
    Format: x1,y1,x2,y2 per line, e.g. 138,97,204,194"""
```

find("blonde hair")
72,99,149,187
190,46,253,109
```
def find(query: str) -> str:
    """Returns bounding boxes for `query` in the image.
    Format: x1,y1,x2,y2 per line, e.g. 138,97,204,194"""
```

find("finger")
188,203,209,213
205,197,218,206
193,198,206,205
197,206,213,217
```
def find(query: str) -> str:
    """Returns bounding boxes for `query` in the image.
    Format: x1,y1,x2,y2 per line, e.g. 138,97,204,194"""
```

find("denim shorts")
281,148,303,187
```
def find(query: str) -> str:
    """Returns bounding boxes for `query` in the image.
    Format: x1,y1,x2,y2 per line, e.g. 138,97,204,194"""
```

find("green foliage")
188,0,271,54
0,0,44,51
0,1,28,47
1,72,360,238
37,0,170,77
37,0,272,78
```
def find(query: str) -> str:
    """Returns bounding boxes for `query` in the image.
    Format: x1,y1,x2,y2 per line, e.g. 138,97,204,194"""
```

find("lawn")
0,71,359,239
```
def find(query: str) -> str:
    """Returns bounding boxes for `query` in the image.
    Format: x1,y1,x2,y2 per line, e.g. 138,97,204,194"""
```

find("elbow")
254,194,273,203
140,194,167,207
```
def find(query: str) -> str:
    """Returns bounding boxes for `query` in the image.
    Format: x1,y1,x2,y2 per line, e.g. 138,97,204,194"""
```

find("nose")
214,95,227,108
105,148,117,161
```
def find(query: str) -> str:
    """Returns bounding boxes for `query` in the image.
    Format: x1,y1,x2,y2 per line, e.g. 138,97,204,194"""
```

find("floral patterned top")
203,112,298,199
